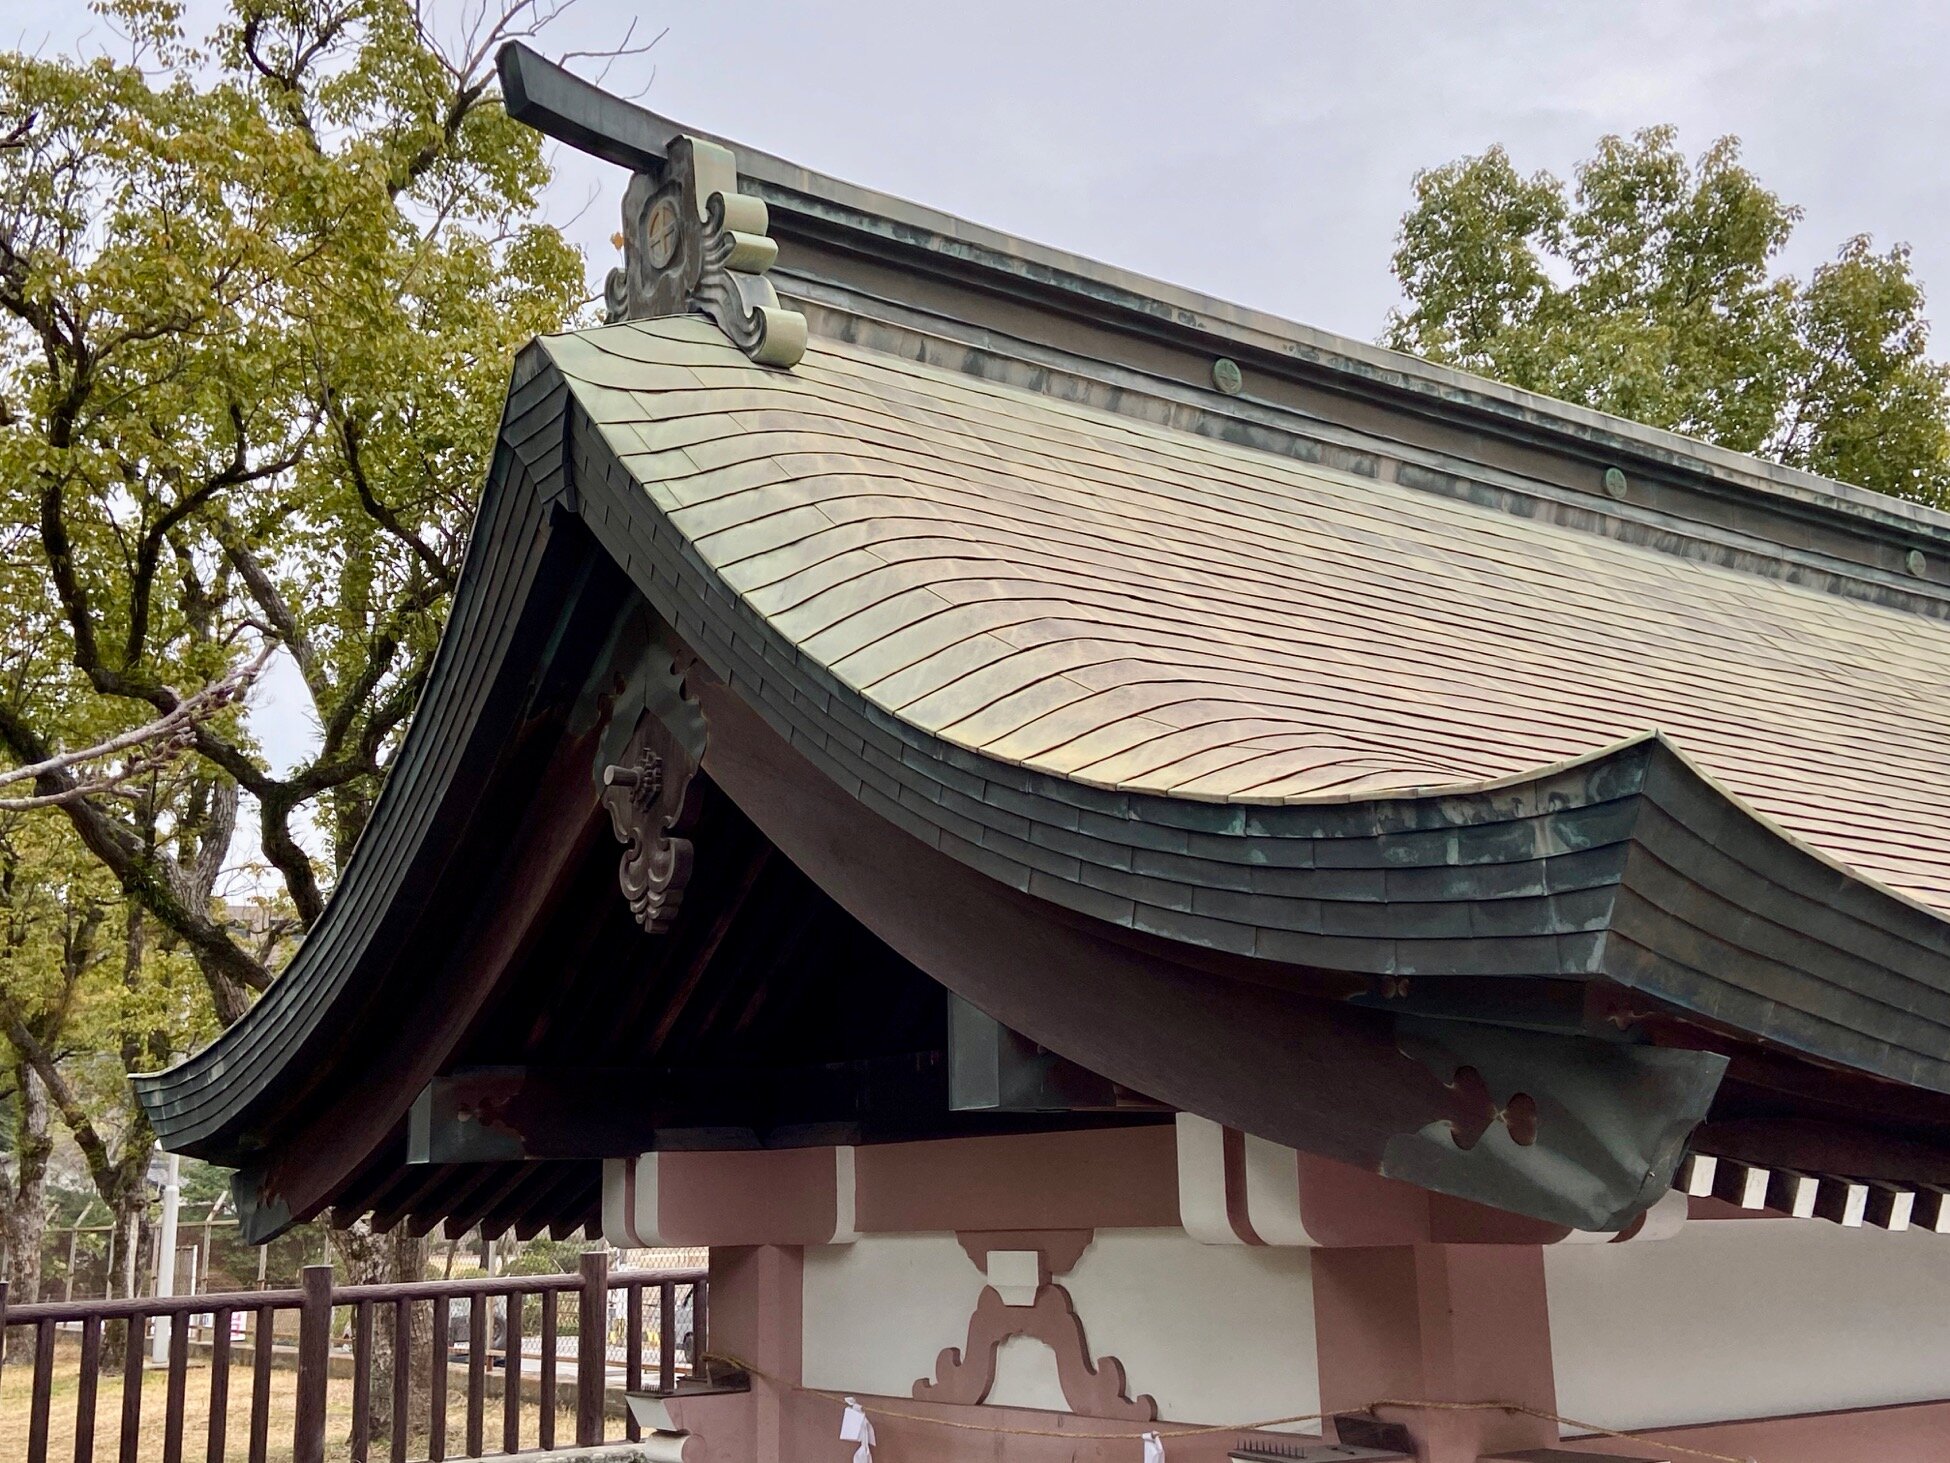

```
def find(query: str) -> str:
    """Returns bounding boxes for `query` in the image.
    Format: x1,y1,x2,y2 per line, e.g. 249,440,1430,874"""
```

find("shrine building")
137,44,1950,1463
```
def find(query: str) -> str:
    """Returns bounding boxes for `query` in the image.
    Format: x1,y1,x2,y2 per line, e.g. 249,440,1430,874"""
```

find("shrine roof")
127,56,1950,1238
551,316,1950,915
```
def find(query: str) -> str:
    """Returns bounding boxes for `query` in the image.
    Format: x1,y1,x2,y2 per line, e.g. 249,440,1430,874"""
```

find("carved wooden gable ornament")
497,44,806,368
607,136,807,367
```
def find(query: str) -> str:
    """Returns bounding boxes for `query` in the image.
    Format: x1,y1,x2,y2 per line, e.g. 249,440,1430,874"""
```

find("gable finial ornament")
495,42,806,368
608,136,808,367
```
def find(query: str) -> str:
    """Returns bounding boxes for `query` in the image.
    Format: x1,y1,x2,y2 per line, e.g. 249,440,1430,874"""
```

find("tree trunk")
97,1172,151,1369
2,1061,51,1361
330,1218,434,1440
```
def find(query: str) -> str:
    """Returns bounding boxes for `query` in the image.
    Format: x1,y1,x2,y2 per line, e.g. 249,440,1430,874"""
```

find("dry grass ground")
0,1333,570,1462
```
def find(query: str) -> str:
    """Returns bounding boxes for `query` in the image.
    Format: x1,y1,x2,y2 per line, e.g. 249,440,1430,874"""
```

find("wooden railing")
0,1253,708,1463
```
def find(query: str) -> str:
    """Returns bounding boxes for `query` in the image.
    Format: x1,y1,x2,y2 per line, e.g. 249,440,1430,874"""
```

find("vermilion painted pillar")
1312,1244,1558,1463
707,1245,805,1463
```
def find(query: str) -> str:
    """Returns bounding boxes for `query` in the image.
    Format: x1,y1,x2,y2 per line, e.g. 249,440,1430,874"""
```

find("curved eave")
547,345,1950,1092
135,337,1950,1166
131,355,593,1158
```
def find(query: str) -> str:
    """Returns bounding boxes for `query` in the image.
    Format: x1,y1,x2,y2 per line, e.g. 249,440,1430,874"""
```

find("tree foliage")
0,0,592,1305
1385,126,1950,504
0,0,586,1032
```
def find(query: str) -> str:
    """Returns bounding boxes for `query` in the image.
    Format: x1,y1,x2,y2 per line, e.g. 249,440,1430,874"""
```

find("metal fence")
0,1254,709,1463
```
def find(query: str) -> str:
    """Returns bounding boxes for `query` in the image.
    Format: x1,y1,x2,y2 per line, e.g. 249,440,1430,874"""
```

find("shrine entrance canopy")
135,47,1950,1245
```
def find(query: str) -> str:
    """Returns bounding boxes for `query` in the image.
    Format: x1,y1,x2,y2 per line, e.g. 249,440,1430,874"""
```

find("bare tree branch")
0,644,273,811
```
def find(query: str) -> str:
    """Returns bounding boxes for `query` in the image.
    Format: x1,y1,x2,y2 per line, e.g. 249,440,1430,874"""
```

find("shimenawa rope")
700,1353,1758,1463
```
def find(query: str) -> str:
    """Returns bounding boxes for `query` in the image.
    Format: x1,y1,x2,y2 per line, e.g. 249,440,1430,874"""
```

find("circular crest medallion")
644,196,682,270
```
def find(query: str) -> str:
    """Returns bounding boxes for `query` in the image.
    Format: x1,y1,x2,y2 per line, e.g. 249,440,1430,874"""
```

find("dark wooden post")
576,1249,609,1445
76,1315,101,1463
658,1280,676,1395
391,1296,412,1463
207,1306,231,1463
294,1264,334,1463
429,1294,449,1463
691,1277,707,1380
27,1317,55,1463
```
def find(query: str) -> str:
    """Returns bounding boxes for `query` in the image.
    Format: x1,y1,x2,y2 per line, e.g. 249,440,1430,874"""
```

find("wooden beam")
947,996,1168,1114
406,1056,1166,1163
496,43,677,173
408,1056,949,1162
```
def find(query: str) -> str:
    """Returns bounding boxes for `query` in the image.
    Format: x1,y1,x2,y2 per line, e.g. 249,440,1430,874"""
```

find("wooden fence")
0,1253,708,1463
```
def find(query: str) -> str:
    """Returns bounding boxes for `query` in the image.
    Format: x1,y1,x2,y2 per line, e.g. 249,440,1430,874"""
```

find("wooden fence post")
294,1264,334,1463
576,1248,609,1445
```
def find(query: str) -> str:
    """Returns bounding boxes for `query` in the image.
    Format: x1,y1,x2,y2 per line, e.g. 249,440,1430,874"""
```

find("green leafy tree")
1385,126,1950,504
0,0,613,1397
0,0,588,1025
0,815,209,1332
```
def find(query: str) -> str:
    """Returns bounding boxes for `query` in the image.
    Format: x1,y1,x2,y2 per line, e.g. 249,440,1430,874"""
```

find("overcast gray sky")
23,0,1950,857
32,1,1948,355
519,0,1950,343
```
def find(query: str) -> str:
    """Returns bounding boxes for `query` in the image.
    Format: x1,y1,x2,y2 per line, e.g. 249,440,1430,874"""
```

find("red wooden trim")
858,1128,1178,1233
1313,1245,1558,1459
955,1230,1094,1280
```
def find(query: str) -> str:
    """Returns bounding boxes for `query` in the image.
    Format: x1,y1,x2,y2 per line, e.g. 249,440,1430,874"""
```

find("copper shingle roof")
549,317,1950,916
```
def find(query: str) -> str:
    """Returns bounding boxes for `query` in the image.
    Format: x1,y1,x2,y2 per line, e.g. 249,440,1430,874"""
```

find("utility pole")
150,1151,181,1363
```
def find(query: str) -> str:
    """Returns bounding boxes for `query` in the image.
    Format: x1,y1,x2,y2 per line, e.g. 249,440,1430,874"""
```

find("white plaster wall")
803,1233,984,1398
1547,1218,1950,1429
802,1230,1318,1427
1062,1229,1318,1426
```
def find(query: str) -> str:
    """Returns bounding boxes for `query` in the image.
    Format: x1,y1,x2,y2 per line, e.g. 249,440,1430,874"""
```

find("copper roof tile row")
549,318,1950,914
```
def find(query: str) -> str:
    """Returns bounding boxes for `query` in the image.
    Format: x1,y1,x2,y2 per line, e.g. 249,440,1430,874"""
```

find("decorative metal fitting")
601,706,703,934
603,747,666,812
607,135,808,368
1603,467,1629,499
1907,548,1927,577
1212,357,1244,396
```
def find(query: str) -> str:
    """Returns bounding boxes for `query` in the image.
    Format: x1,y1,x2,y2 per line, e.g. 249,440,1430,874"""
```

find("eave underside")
324,785,1163,1240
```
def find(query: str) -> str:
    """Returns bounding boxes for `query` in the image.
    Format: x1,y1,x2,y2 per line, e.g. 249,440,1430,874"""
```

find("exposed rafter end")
1675,1152,1950,1234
